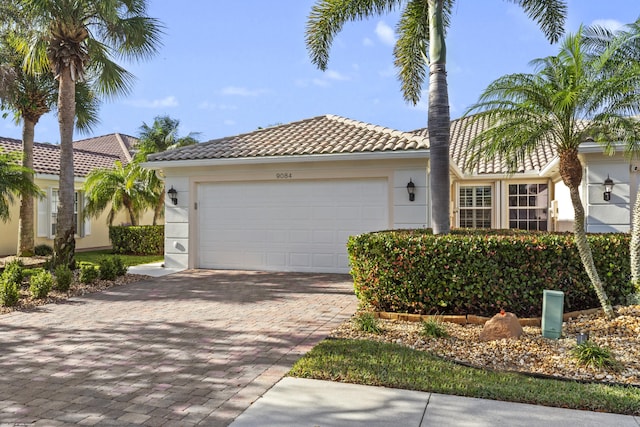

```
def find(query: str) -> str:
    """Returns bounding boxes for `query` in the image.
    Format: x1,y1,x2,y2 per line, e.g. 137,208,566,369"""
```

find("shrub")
22,268,39,279
0,279,20,307
109,225,164,255
54,265,73,292
571,341,620,370
29,270,53,299
98,256,127,281
354,312,382,334
2,260,24,285
79,262,99,284
348,230,632,317
421,318,449,338
34,244,53,256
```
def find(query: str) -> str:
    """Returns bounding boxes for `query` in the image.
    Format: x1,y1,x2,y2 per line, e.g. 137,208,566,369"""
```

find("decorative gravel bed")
330,305,640,386
0,273,151,315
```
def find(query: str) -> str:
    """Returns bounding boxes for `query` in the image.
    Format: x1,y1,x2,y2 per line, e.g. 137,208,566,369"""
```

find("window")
508,184,548,231
46,190,86,238
459,186,492,228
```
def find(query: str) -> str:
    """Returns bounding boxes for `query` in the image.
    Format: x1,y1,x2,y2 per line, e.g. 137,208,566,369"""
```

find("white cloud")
590,19,624,32
304,69,351,88
325,70,349,81
198,101,238,111
125,96,178,108
375,21,396,46
221,86,269,97
312,78,330,87
363,37,374,47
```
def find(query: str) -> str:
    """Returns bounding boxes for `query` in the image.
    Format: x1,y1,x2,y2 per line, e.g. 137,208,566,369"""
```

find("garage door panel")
198,179,388,273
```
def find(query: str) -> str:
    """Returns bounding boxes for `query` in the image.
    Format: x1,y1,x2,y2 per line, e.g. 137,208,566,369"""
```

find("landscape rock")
478,310,523,341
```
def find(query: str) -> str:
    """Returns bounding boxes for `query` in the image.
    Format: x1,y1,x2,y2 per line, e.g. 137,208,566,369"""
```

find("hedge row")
109,225,164,255
347,229,632,317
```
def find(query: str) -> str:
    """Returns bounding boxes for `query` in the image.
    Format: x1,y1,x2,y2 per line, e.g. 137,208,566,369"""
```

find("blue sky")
1,0,637,144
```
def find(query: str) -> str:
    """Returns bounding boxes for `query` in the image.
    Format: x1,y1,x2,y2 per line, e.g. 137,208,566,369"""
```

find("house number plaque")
276,173,293,179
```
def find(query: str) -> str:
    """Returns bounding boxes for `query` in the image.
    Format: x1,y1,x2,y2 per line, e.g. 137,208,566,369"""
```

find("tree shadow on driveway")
0,270,358,426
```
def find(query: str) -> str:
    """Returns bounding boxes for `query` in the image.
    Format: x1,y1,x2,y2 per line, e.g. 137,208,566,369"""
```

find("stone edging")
375,307,603,327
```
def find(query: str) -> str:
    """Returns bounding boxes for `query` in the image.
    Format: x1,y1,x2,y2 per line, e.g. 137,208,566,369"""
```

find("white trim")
578,141,626,154
142,149,431,169
35,173,88,183
539,157,560,177
457,171,544,180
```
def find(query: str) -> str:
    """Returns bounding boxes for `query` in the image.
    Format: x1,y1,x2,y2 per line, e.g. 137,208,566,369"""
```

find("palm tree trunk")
53,66,76,269
153,190,165,226
559,148,613,318
125,200,138,226
568,185,614,319
630,189,640,297
17,118,36,256
427,0,450,235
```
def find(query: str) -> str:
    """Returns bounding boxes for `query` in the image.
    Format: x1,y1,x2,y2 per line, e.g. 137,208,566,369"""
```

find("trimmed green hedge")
348,229,632,317
109,225,164,255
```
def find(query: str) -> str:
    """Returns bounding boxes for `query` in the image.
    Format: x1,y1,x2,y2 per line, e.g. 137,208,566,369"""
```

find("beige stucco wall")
0,175,160,256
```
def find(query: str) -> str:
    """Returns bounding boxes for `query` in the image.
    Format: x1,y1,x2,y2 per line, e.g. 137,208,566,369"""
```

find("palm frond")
507,0,567,43
306,0,400,70
393,0,429,105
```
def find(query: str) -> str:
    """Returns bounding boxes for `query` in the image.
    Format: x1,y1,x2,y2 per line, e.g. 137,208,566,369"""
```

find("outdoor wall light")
603,175,614,202
407,179,416,202
167,186,178,205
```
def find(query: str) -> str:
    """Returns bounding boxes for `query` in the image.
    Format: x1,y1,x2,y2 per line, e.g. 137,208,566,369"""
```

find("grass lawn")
289,338,640,415
75,250,164,267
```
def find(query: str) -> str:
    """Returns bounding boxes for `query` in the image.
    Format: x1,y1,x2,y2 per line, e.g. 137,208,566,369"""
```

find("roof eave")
142,149,431,170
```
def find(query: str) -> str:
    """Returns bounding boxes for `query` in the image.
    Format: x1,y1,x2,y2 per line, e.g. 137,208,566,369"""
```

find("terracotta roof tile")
0,136,122,177
412,115,558,175
73,133,138,164
147,115,429,162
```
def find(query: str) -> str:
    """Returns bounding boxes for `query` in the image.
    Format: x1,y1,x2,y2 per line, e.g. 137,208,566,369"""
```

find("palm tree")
306,0,567,234
0,149,42,222
15,0,163,268
585,19,640,299
464,29,640,319
83,161,151,226
0,26,100,256
136,116,199,158
136,115,199,224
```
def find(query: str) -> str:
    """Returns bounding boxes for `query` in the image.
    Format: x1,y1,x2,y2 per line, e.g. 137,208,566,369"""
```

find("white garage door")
197,179,388,273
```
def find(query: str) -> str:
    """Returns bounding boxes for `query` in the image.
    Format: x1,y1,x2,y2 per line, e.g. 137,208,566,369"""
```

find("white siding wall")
164,177,190,268
393,169,428,229
160,158,429,270
585,156,631,233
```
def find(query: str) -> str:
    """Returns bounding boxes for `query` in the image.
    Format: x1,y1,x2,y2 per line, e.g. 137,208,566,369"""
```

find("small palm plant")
421,318,449,338
354,312,382,334
571,341,620,371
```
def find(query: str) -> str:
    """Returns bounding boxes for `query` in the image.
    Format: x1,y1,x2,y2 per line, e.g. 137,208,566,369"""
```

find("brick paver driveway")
0,270,357,426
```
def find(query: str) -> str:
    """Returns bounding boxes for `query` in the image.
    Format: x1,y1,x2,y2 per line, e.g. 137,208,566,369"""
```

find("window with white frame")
459,186,492,228
51,190,81,236
508,183,549,231
39,189,89,239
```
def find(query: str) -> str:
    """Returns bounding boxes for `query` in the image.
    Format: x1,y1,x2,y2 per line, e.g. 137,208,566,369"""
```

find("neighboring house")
144,114,635,274
0,133,151,256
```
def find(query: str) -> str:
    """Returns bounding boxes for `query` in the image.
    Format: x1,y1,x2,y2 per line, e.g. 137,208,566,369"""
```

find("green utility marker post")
542,290,564,339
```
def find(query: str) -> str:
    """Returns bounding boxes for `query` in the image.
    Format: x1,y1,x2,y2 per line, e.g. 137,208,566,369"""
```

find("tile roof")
146,115,430,162
412,115,558,175
73,133,138,163
0,136,123,178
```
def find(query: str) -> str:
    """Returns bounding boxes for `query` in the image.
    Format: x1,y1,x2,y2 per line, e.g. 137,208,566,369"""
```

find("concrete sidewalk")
127,261,185,277
231,377,640,427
